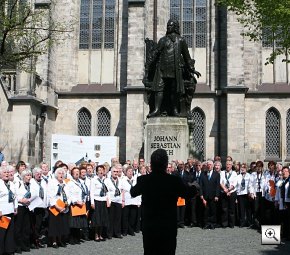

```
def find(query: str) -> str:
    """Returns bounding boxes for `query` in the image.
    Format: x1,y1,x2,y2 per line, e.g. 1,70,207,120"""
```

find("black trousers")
189,196,203,226
0,213,15,255
31,207,46,241
262,198,276,225
107,202,122,238
122,205,138,235
283,203,290,238
135,206,142,232
221,192,237,227
203,198,217,226
238,194,250,226
176,206,185,226
15,206,31,250
143,231,176,255
250,192,262,226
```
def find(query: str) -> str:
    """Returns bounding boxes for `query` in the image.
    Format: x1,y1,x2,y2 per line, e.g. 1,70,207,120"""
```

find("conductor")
130,149,197,255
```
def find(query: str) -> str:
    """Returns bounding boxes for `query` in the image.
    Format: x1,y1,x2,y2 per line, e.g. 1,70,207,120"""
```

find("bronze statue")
143,19,200,119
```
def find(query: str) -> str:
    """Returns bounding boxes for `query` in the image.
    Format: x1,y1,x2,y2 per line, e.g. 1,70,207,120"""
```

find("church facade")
0,0,290,165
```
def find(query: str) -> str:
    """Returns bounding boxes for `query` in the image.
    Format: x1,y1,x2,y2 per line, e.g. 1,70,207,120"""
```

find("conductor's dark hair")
150,149,168,173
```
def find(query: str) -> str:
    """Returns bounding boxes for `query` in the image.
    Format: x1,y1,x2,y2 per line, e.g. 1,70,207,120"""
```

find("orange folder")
49,199,66,216
177,197,185,206
71,204,86,216
0,216,11,229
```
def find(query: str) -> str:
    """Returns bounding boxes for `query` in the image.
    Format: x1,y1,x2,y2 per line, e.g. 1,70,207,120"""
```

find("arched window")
265,108,280,159
97,108,111,136
190,107,205,161
77,108,91,136
286,109,290,157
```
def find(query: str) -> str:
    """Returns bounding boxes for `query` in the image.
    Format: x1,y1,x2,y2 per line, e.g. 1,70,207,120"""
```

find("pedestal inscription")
144,117,189,162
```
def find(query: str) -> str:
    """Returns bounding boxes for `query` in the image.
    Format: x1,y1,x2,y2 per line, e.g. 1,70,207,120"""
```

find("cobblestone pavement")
30,227,290,255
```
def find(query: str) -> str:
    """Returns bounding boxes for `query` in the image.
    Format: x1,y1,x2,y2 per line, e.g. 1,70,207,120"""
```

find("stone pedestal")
144,117,189,162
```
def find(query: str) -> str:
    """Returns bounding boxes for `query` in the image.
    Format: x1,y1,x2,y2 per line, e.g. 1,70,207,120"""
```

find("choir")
0,156,290,255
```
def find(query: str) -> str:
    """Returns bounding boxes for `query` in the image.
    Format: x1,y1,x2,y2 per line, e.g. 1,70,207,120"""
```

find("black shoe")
59,242,67,248
210,224,215,230
52,242,58,249
114,235,123,239
21,247,30,252
30,243,38,249
122,233,127,236
128,232,135,236
178,224,185,228
15,248,22,254
38,243,46,248
203,224,211,229
135,230,140,234
107,236,112,240
69,240,75,245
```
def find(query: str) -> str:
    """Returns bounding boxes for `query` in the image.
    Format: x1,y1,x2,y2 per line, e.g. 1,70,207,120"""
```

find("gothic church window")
170,0,207,48
286,109,290,158
97,108,111,136
77,108,92,136
262,27,289,84
79,0,115,49
265,108,280,159
190,107,205,161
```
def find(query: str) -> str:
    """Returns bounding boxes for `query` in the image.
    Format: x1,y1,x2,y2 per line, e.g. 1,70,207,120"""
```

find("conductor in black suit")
199,160,220,229
131,149,196,255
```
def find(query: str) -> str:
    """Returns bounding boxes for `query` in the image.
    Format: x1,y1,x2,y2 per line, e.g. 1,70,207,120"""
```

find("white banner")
51,134,119,167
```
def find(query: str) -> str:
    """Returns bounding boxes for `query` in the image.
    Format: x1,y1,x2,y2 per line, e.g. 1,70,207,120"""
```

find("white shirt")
104,177,122,204
0,179,17,215
80,177,91,202
47,179,71,207
42,172,53,184
16,181,37,207
30,178,48,208
249,172,264,194
220,170,238,193
120,177,138,206
236,173,251,195
90,176,108,203
275,179,290,210
67,179,85,204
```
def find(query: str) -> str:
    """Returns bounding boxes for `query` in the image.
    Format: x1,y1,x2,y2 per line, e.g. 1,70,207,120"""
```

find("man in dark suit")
131,149,196,255
199,160,220,229
172,160,192,227
188,160,203,227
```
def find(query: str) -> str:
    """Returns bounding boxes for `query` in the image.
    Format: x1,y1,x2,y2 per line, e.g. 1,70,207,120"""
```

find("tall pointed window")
286,109,290,158
97,108,111,136
79,0,115,49
265,108,280,159
170,0,207,48
190,107,205,161
77,108,92,136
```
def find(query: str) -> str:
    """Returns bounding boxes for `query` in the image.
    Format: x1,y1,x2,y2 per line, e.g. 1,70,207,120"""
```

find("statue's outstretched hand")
193,70,201,78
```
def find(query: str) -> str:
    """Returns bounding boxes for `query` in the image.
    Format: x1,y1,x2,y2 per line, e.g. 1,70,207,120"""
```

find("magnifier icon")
265,228,278,241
